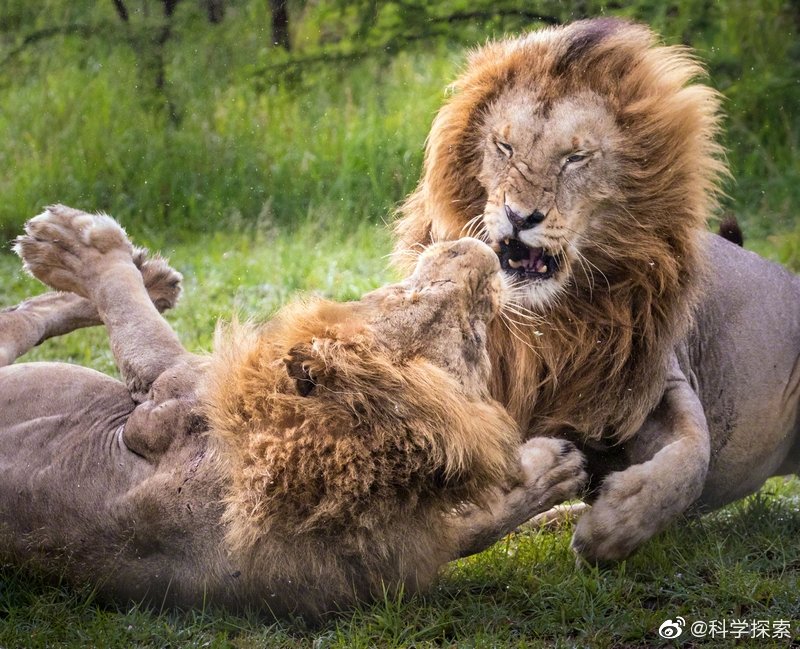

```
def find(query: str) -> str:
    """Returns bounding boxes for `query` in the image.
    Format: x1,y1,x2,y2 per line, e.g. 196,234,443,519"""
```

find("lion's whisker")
560,226,617,259
501,304,543,324
499,312,538,353
384,249,421,260
461,214,485,238
572,245,610,294
567,246,594,300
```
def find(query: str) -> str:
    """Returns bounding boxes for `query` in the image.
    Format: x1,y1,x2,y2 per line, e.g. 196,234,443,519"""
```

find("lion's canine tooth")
508,259,522,269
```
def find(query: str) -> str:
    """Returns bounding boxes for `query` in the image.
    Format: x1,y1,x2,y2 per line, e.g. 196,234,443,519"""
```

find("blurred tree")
111,0,224,24
112,0,130,22
204,0,225,23
255,0,561,74
162,0,182,16
270,0,291,50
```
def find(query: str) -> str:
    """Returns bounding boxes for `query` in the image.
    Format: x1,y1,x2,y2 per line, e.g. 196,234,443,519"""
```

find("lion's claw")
516,437,588,513
14,206,181,313
133,247,183,313
571,463,661,564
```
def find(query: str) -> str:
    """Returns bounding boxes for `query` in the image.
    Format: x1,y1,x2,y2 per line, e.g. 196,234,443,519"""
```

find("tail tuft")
718,215,743,247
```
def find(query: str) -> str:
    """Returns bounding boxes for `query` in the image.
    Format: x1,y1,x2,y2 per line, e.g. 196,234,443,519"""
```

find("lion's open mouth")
497,237,560,281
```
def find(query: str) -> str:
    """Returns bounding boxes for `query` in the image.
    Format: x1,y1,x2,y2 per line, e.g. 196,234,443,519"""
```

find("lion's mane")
201,301,519,616
395,18,727,442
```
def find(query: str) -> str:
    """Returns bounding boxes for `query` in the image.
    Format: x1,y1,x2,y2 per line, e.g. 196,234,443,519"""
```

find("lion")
394,17,800,562
0,205,586,618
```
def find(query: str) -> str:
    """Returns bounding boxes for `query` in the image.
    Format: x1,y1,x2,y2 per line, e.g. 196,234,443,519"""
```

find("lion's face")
478,89,623,308
360,237,504,397
394,17,725,441
209,238,518,547
252,237,504,402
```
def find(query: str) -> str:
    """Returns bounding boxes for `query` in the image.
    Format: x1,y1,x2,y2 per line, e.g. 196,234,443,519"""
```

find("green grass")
1,225,799,648
2,1,799,244
0,17,455,240
0,218,395,374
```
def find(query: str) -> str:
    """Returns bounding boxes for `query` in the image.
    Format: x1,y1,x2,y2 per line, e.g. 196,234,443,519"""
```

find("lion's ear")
283,343,323,397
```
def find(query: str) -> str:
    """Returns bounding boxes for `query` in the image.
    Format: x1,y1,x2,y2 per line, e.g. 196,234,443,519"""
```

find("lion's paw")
14,205,134,297
515,437,588,514
132,247,183,313
571,464,665,564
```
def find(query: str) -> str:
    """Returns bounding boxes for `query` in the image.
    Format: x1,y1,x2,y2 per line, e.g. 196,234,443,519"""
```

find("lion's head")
202,238,518,614
395,18,727,442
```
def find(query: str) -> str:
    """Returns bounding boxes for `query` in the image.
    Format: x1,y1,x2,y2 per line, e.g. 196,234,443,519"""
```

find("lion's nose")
505,204,545,230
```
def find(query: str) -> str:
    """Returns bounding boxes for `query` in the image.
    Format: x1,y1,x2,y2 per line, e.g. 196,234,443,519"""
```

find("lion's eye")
565,152,588,165
495,140,513,158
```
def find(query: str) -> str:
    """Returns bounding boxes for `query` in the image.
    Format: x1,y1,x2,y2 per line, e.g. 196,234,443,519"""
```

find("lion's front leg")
0,249,182,368
14,205,191,397
453,437,587,559
571,355,711,563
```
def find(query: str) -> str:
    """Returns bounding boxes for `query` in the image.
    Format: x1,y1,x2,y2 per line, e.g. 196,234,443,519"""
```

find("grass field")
0,221,798,648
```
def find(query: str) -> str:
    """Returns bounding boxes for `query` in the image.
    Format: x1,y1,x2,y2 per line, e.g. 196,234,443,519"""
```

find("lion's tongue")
508,246,548,273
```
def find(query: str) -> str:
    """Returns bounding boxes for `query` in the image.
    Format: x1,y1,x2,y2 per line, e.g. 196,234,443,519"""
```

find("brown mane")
394,19,727,442
200,303,520,615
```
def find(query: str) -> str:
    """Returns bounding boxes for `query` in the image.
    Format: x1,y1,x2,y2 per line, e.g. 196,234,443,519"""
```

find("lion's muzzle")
497,237,560,281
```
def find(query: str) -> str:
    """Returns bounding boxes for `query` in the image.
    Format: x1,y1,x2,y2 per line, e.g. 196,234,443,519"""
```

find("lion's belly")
687,236,800,509
0,361,134,422
0,362,237,607
0,362,147,566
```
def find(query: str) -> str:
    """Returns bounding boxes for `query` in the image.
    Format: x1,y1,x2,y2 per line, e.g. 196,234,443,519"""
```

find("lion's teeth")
508,259,523,269
540,264,548,274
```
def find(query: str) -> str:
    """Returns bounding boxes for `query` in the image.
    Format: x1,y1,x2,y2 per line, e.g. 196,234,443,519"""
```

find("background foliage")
1,0,799,250
1,1,799,647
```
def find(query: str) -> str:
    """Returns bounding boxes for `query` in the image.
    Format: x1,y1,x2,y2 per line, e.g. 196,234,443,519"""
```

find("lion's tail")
718,214,744,247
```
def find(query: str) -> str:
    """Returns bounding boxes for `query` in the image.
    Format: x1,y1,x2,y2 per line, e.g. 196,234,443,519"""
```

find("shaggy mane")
203,301,520,555
394,19,727,442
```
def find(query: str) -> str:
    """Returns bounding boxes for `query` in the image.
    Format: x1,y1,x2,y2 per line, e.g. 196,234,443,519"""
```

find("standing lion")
395,18,800,562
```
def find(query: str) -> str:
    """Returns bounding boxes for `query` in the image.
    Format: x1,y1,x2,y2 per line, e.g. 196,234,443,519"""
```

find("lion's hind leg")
1,243,182,368
0,293,97,367
12,207,187,392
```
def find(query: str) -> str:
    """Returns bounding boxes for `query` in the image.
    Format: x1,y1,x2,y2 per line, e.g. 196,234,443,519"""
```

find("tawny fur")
1,209,589,616
393,19,800,564
395,18,726,442
203,310,523,615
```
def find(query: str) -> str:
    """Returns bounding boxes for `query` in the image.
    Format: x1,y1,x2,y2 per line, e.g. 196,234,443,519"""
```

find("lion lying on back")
0,206,585,618
395,17,800,562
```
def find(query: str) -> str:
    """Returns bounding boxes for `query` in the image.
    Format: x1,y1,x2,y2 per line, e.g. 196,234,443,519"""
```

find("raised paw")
571,463,672,564
14,205,134,297
516,437,588,511
132,247,183,313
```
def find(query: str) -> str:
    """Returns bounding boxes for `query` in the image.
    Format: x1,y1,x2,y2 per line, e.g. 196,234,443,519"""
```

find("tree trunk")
111,0,130,22
162,0,181,17
269,0,290,50
204,0,225,23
